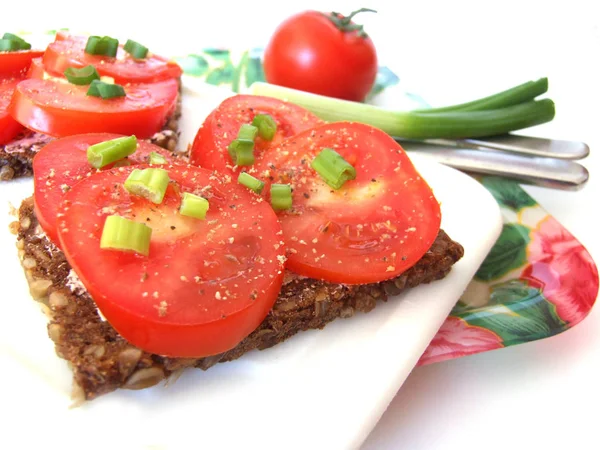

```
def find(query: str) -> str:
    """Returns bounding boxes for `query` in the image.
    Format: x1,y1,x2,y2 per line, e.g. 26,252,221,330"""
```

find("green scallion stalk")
271,184,292,211
64,65,100,85
100,215,152,256
87,80,126,99
124,39,149,59
149,151,168,165
249,81,556,139
238,172,265,194
87,135,137,168
124,168,170,204
1,33,32,50
415,78,549,113
179,192,209,220
252,114,277,140
311,148,356,189
85,35,119,57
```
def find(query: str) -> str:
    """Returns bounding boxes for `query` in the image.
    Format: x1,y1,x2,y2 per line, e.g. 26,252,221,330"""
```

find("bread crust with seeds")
12,197,464,401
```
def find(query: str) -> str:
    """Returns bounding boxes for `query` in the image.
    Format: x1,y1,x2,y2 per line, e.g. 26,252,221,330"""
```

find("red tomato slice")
42,34,182,84
189,94,323,172
9,78,178,138
57,164,285,358
33,133,177,247
26,57,45,79
0,50,45,77
0,78,25,145
265,121,441,284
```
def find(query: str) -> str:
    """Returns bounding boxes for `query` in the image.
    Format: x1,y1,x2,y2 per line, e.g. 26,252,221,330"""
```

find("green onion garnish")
87,135,137,169
228,139,255,166
85,35,119,57
311,148,357,190
0,33,31,51
0,39,22,51
270,184,292,211
124,39,148,59
148,151,168,165
252,114,277,141
179,192,209,220
87,80,126,99
238,172,265,194
124,168,170,204
64,65,100,85
228,124,258,166
237,124,258,141
100,215,152,256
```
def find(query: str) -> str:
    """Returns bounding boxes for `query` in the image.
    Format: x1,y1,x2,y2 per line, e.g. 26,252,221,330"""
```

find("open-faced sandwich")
10,89,464,402
1,32,183,180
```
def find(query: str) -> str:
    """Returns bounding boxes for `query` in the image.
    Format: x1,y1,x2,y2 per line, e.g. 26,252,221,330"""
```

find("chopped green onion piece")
87,135,137,168
87,80,126,99
124,39,148,59
149,151,168,165
238,172,265,194
100,215,152,256
85,35,119,57
228,139,255,166
3,33,28,43
270,184,292,211
179,192,209,220
0,39,22,51
228,124,258,166
252,114,277,141
124,168,170,204
311,148,356,190
64,65,100,85
238,124,258,141
0,33,31,50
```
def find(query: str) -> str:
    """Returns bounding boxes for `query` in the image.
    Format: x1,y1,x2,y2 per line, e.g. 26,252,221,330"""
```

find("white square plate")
0,79,502,450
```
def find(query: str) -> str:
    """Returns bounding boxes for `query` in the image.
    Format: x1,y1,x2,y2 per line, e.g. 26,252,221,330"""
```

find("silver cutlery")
398,134,590,190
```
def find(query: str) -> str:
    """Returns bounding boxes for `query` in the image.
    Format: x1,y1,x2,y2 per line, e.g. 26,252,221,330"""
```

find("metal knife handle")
406,147,589,190
423,134,590,160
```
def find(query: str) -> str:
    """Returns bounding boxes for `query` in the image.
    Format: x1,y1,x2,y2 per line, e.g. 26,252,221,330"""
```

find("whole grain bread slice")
12,197,464,402
0,93,183,181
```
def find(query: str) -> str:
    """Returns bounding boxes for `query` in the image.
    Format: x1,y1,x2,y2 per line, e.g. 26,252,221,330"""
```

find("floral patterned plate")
177,49,599,365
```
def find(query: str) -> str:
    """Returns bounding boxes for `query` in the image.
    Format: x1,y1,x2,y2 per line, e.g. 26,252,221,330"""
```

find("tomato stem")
327,8,377,38
344,8,377,24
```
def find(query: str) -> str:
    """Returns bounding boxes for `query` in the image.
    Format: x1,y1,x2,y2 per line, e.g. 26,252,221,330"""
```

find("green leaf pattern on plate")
481,176,537,211
475,223,531,281
178,48,398,97
177,49,266,93
456,280,568,345
366,66,400,99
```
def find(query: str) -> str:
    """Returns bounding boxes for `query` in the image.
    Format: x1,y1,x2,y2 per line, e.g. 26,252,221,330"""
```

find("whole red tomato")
263,8,378,102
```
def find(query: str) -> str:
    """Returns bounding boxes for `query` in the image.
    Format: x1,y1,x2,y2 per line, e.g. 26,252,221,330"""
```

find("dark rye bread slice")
12,197,464,402
0,92,183,181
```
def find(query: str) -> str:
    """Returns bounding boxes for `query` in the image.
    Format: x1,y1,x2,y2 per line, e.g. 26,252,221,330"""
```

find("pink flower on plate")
524,216,599,325
418,316,503,366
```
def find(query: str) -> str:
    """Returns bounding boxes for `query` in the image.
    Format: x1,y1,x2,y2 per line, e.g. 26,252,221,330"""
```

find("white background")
2,1,599,449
